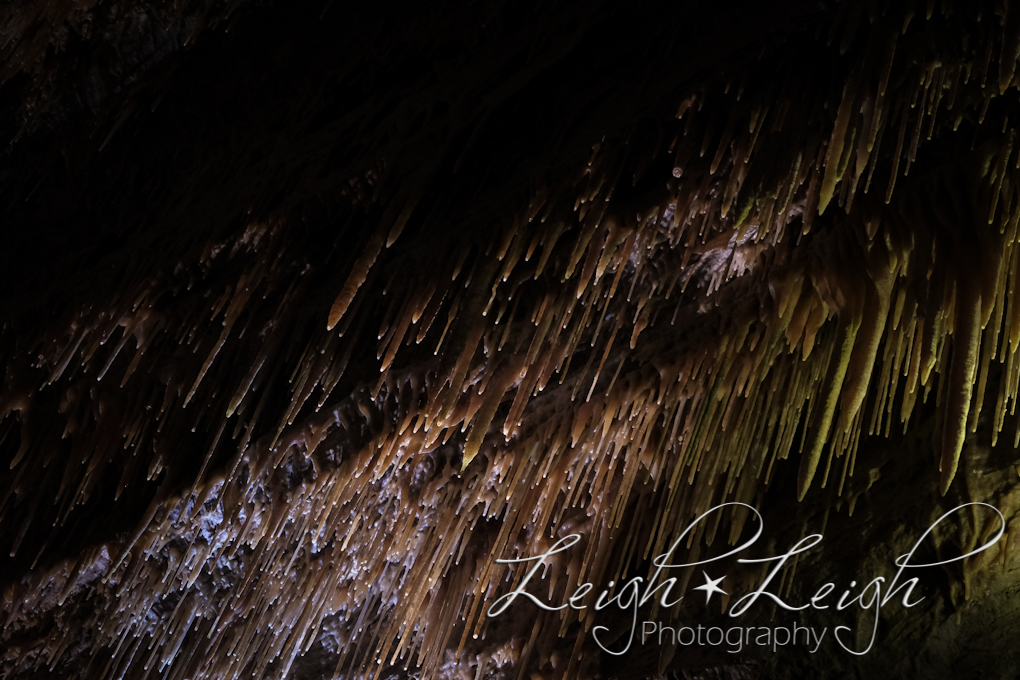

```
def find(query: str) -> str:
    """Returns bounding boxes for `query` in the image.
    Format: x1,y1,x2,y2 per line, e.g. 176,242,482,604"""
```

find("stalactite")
8,2,1020,679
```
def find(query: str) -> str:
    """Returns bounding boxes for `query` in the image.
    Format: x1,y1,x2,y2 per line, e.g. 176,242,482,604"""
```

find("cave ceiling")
3,1,1020,678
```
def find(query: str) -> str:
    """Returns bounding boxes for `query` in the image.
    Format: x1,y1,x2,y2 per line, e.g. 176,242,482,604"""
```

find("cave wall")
3,1,1020,678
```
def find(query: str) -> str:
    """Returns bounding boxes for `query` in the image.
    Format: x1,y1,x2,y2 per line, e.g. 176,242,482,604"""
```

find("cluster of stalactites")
7,2,1020,679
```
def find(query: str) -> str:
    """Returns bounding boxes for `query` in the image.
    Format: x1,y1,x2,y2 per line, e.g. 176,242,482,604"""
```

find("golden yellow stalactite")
875,318,907,434
838,257,894,434
818,67,861,214
940,281,983,494
1000,0,1020,93
973,261,1007,433
797,312,860,500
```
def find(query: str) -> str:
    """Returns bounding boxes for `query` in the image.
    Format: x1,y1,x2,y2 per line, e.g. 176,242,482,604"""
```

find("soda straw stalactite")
6,1,1020,678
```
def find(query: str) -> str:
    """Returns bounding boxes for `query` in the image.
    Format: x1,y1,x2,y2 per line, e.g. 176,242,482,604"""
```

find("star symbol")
693,571,727,604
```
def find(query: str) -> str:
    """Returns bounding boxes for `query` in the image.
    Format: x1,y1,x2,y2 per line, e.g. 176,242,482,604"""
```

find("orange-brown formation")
5,1,1020,679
